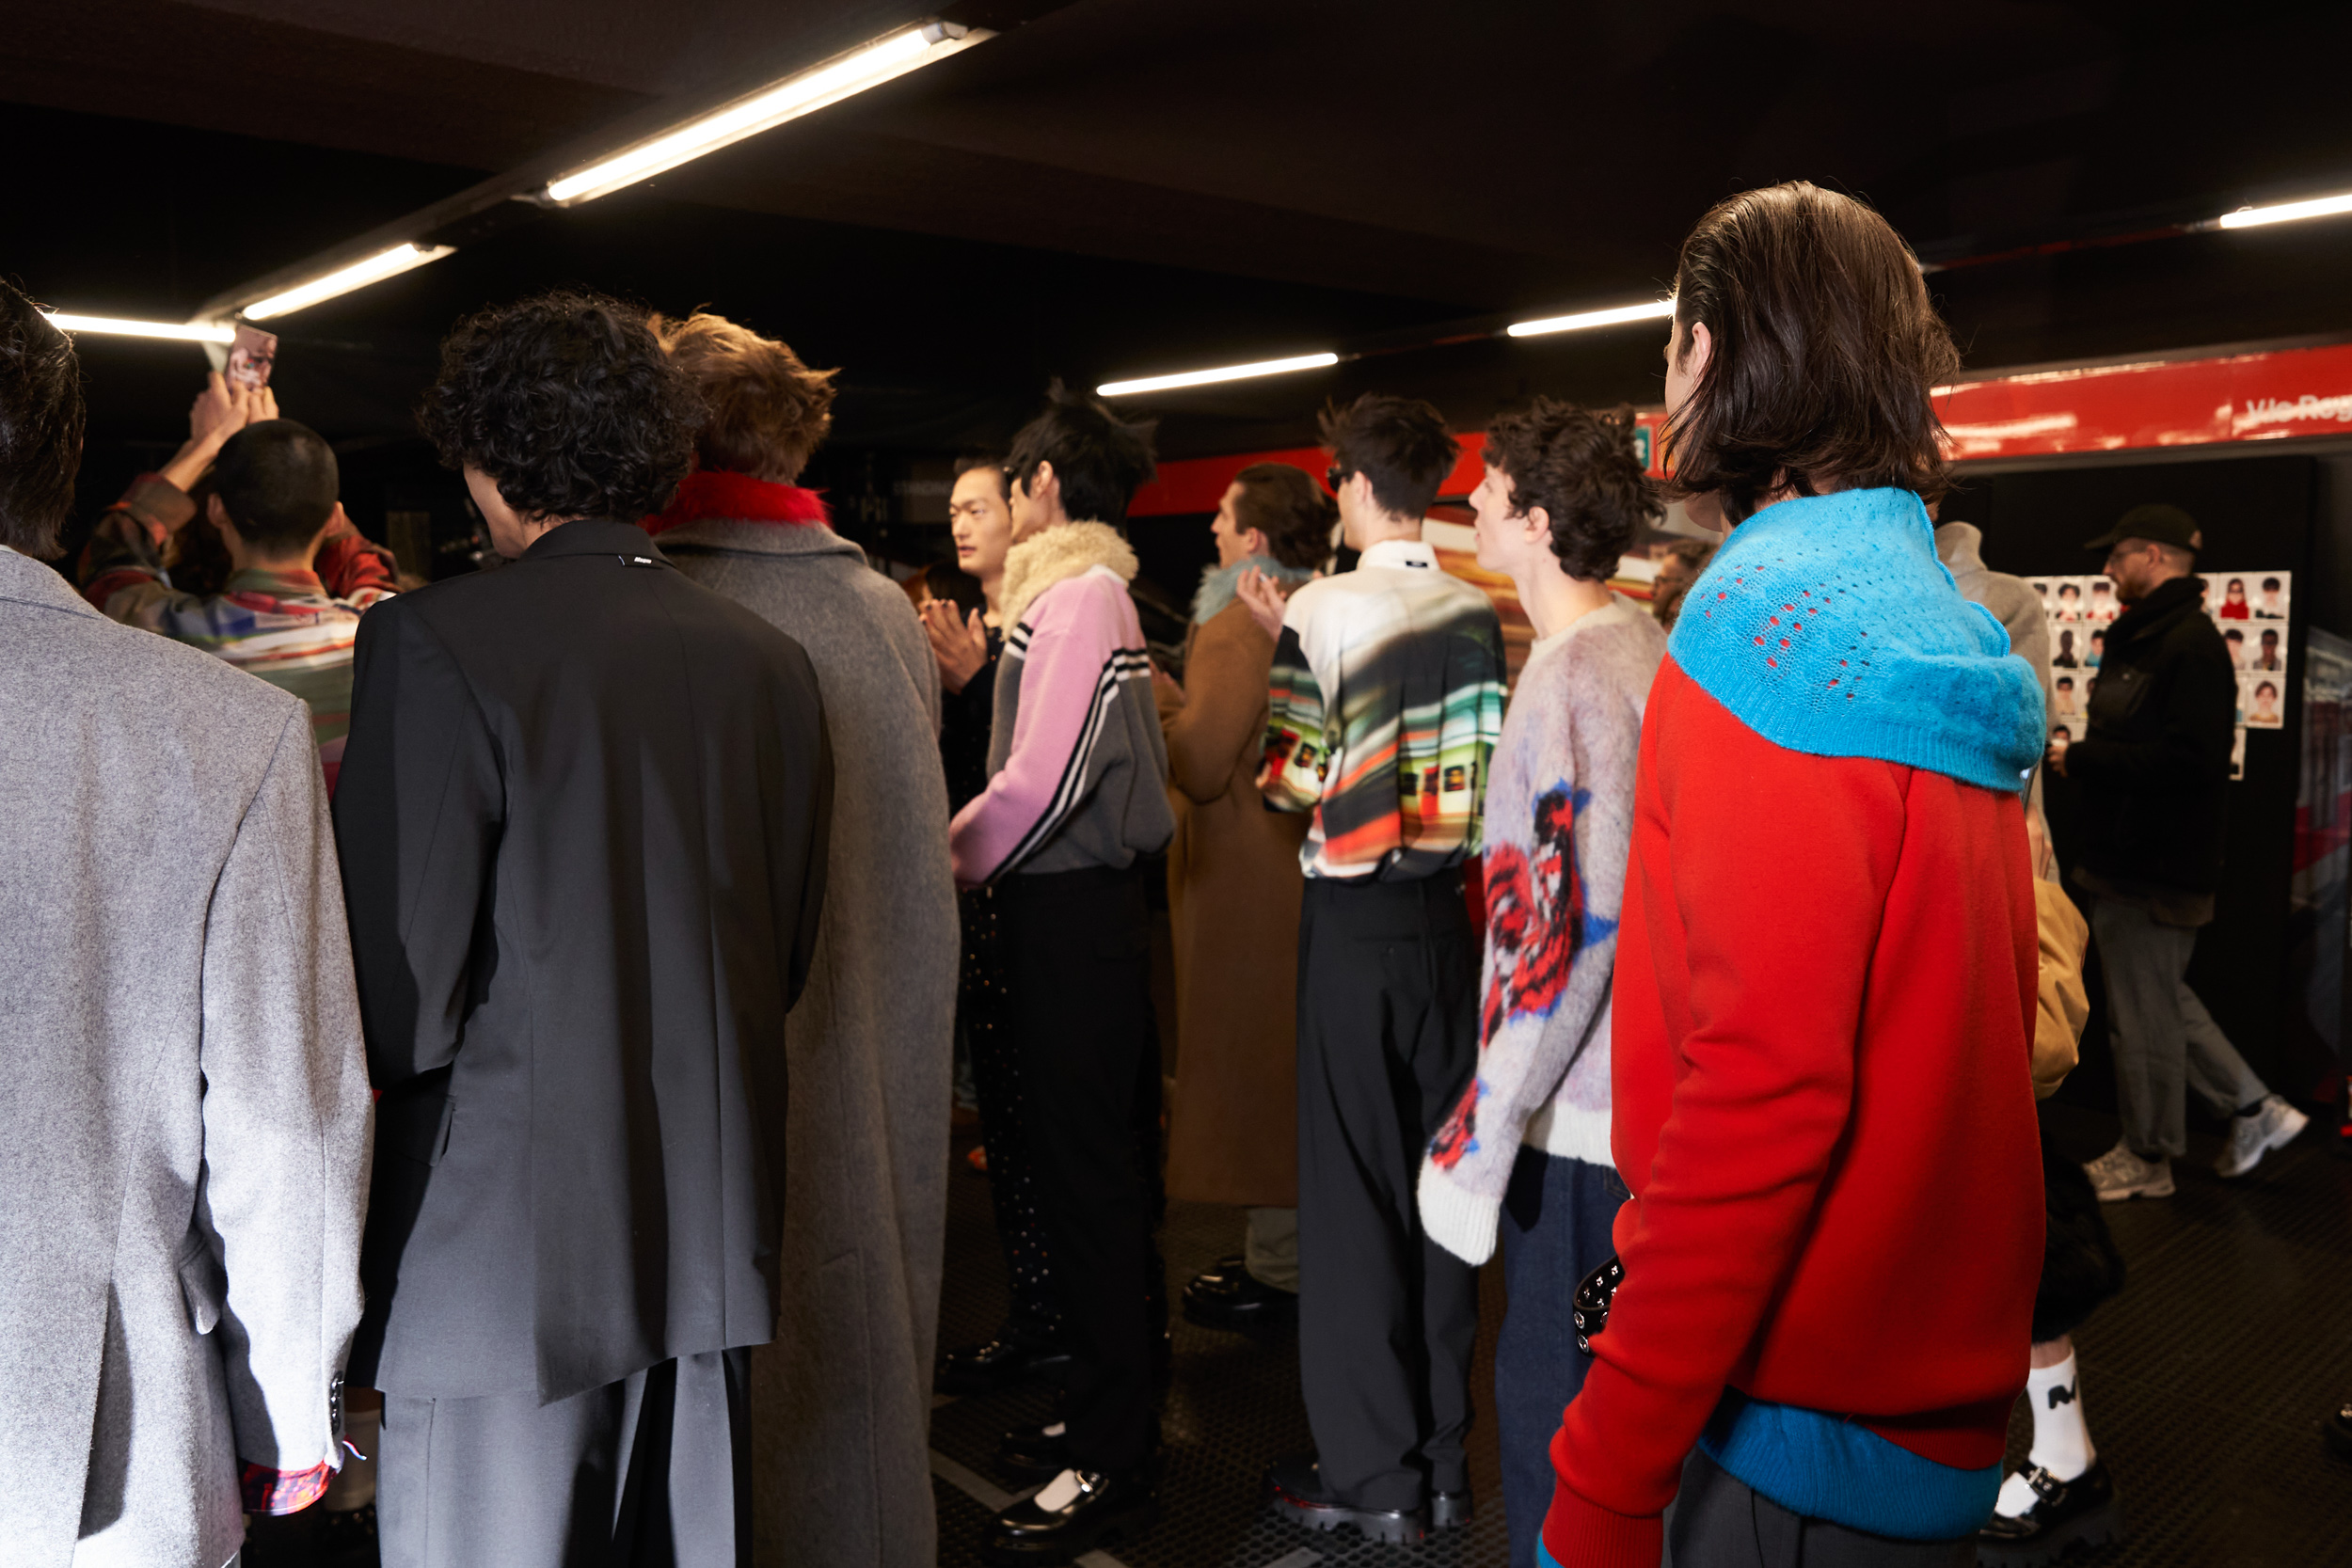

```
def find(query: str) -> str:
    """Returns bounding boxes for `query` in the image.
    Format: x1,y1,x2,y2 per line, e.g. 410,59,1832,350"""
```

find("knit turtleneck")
643,469,828,536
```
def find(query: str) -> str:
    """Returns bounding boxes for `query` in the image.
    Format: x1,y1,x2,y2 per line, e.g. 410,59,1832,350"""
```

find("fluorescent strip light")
243,244,454,321
1098,353,1340,398
545,23,991,205
41,312,236,344
1506,297,1677,338
2216,191,2352,230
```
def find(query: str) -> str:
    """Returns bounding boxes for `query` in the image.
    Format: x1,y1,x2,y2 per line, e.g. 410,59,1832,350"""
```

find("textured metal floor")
932,1105,2352,1568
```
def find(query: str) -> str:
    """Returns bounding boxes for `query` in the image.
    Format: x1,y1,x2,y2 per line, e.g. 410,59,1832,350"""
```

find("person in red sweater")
1540,182,2048,1568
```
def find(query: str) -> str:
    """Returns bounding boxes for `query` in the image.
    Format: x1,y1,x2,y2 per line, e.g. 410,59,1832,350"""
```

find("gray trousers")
1666,1449,1972,1567
378,1349,749,1568
2088,895,2267,1158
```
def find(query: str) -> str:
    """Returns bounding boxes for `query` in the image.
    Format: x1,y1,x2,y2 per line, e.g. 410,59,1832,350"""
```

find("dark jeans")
1666,1449,1973,1567
1498,1150,1628,1568
998,864,1161,1472
1295,872,1481,1512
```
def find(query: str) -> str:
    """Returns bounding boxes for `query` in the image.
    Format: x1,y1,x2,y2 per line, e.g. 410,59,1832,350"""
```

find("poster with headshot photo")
2084,575,2121,626
2050,672,2085,721
2047,721,2073,766
2250,571,2291,622
2220,625,2251,670
2247,624,2286,673
2047,576,2089,625
2242,672,2285,730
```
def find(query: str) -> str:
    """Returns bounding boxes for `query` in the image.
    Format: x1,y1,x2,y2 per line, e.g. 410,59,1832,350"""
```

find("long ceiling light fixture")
2214,190,2352,230
41,312,236,344
1098,352,1341,399
1506,297,1677,338
543,21,992,206
242,243,455,322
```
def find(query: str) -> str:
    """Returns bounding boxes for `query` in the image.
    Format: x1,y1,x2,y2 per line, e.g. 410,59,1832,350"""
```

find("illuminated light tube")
544,22,992,205
1098,352,1340,398
42,312,237,344
1506,297,1677,338
2216,191,2352,230
244,244,455,321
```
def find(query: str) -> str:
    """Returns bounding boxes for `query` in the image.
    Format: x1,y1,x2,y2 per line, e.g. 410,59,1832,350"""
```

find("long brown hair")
1663,182,1958,524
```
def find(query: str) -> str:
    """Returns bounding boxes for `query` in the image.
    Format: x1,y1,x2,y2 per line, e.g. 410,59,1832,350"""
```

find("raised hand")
923,599,991,693
1234,566,1288,641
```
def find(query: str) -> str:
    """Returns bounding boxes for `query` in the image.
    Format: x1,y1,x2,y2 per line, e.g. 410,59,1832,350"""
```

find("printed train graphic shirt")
1259,537,1505,881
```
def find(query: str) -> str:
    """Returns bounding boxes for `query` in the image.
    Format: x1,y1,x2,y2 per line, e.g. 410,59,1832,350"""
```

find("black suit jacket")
334,519,831,1401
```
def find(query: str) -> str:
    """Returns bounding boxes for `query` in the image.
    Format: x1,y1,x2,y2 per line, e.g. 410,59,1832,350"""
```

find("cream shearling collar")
1000,521,1139,626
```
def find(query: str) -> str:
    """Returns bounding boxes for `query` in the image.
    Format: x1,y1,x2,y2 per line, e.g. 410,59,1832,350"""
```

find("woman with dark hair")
1538,185,2046,1568
644,309,957,1568
1157,463,1334,1333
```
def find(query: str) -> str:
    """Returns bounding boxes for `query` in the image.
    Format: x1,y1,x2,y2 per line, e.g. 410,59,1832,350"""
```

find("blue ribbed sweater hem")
1699,1394,2001,1541
1667,488,2044,794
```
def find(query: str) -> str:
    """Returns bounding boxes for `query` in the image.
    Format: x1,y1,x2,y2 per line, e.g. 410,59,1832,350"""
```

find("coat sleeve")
1545,685,1905,1565
332,599,505,1089
1164,606,1274,806
197,704,373,1478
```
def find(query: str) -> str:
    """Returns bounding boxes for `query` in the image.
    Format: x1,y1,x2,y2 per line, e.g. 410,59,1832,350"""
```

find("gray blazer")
0,548,371,1568
661,517,957,1568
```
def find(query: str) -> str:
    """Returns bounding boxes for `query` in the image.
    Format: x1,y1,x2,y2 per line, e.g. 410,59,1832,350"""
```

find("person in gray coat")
0,283,372,1568
650,311,959,1568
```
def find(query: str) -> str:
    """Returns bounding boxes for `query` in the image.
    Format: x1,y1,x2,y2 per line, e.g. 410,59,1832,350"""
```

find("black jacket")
335,519,832,1402
2067,575,2234,895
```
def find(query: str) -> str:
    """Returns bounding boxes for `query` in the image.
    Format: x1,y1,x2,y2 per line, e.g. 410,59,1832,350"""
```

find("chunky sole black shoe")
1182,1267,1299,1337
1264,1456,1426,1544
1977,1460,2122,1567
936,1337,1073,1397
1431,1488,1472,1529
983,1466,1158,1566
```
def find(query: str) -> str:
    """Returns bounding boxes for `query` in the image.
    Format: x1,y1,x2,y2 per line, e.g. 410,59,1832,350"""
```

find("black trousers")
378,1349,750,1568
998,863,1161,1472
1295,872,1482,1511
961,884,1063,1343
1668,1449,1974,1566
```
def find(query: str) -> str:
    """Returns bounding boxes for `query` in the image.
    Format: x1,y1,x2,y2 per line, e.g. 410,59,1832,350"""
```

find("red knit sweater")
1543,657,2043,1568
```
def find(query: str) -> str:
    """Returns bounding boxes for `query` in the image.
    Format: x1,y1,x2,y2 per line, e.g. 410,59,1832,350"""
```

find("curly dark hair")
1482,400,1660,581
418,290,702,521
1007,380,1157,525
1666,182,1959,523
0,280,86,557
1320,392,1459,522
1231,462,1336,572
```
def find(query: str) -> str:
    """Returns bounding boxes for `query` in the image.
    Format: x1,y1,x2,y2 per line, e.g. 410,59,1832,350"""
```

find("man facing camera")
334,291,833,1568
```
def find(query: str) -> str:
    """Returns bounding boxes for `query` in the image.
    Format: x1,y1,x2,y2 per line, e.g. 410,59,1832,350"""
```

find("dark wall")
1952,453,2327,1107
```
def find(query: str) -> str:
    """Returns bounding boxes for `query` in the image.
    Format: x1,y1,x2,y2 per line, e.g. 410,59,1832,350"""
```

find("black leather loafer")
983,1465,1158,1565
1183,1266,1298,1336
997,1420,1073,1480
1977,1460,2122,1567
1264,1455,1425,1544
937,1336,1073,1397
2328,1397,2352,1459
1188,1253,1249,1291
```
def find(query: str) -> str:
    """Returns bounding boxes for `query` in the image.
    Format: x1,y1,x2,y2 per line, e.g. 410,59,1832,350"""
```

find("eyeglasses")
1325,464,1352,494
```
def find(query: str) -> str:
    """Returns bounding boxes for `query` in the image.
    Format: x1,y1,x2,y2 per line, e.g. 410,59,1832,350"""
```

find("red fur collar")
644,469,829,535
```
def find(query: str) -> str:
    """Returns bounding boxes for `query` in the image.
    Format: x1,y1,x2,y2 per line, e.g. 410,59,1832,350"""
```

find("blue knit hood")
1667,488,2044,793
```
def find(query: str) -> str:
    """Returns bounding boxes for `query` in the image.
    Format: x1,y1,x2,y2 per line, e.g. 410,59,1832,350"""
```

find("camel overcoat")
1160,598,1310,1206
660,511,958,1568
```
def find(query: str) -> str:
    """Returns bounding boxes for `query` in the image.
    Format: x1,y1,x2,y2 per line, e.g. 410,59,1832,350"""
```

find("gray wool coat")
660,515,958,1568
0,549,371,1568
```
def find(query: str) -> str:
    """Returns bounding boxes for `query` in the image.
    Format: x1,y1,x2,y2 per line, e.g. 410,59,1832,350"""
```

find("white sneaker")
2084,1142,2173,1201
2216,1094,2310,1178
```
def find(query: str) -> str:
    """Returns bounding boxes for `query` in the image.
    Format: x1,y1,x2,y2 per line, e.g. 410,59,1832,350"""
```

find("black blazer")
334,519,831,1402
2069,574,2234,895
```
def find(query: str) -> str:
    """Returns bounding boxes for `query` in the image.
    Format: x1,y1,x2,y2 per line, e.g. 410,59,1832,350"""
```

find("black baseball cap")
2084,503,2201,553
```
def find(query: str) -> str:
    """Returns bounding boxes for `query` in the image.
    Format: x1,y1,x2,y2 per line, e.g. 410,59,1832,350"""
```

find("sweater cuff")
1542,1481,1662,1568
1416,1155,1501,1266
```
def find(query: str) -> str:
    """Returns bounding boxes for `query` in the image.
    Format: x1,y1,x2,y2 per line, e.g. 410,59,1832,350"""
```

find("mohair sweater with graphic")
1418,598,1663,1266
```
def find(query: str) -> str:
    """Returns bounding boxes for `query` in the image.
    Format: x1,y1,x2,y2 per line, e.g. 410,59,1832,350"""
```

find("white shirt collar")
1359,538,1438,571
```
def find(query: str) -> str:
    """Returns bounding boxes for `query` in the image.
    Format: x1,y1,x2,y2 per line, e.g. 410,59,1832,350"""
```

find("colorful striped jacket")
78,475,398,790
1260,537,1505,880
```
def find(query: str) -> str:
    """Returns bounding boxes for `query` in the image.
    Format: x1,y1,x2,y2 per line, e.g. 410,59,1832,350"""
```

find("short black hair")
1482,399,1660,580
2263,577,2281,591
954,451,1009,500
1007,382,1157,525
1319,393,1457,521
2261,627,2280,641
0,280,85,557
214,420,339,553
418,290,701,521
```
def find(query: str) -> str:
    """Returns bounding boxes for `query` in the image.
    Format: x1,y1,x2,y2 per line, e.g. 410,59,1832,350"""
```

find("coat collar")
2106,574,2202,650
1000,520,1137,626
0,544,104,620
522,518,675,566
643,470,829,537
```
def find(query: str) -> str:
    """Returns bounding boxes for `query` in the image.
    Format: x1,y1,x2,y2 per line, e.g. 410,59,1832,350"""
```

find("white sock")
2026,1354,2094,1481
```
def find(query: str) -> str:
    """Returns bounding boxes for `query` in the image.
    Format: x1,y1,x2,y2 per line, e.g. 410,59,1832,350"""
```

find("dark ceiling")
14,0,2352,489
